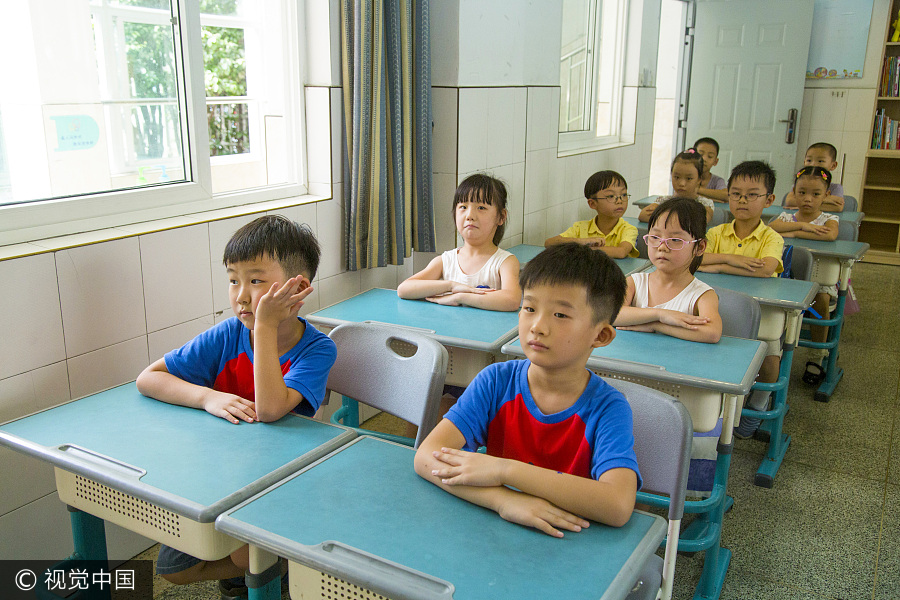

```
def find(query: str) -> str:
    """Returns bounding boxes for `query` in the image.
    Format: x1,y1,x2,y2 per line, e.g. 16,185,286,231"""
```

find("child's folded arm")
638,203,658,222
136,359,257,424
397,257,452,299
822,194,844,212
433,256,521,311
598,241,634,259
414,420,590,537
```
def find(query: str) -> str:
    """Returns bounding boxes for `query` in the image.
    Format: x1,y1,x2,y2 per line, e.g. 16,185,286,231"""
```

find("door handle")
779,108,797,144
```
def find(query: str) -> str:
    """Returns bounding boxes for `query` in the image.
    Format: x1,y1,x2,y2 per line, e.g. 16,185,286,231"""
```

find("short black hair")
728,160,777,195
223,215,321,280
584,170,627,199
649,197,708,274
808,142,837,161
452,173,509,246
693,137,720,154
519,243,626,324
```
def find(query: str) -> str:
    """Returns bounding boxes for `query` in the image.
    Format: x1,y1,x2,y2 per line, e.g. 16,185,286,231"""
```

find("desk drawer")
591,371,722,433
55,469,242,561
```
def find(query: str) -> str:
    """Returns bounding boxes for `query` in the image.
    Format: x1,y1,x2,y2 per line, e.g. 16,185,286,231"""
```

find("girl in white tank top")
614,198,722,343
397,174,520,311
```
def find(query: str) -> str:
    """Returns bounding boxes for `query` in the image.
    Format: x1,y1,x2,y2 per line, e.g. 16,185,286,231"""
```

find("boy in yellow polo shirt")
700,160,783,279
700,160,784,437
544,170,639,258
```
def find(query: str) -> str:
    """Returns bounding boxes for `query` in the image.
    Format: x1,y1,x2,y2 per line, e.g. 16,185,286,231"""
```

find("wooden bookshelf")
861,0,900,265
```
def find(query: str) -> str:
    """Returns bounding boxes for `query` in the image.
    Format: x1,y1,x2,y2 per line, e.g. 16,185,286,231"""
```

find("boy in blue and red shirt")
414,243,640,535
136,214,336,588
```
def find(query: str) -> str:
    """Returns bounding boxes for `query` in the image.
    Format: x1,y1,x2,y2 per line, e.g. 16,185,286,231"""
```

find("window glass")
0,0,300,212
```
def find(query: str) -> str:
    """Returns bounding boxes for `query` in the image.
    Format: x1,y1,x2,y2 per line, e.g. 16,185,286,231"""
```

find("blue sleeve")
588,386,642,489
444,365,501,451
829,182,844,197
283,329,337,417
164,321,230,388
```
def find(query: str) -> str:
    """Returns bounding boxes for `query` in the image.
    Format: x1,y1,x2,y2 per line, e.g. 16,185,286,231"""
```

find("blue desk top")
786,238,869,261
307,288,519,351
503,332,765,396
217,436,665,600
507,244,649,276
694,272,817,310
0,383,355,522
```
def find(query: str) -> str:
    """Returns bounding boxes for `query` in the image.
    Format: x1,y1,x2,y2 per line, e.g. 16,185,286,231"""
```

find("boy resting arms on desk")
136,215,336,588
414,243,640,536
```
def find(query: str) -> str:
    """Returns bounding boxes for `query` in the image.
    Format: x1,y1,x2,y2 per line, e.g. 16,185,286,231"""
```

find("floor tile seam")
724,564,845,599
750,450,891,486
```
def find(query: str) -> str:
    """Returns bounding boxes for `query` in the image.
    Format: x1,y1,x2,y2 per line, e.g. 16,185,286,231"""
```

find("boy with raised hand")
784,142,845,211
136,214,336,588
414,243,640,536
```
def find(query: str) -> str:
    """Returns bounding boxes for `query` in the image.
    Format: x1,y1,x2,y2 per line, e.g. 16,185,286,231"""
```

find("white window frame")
0,0,308,246
558,0,630,156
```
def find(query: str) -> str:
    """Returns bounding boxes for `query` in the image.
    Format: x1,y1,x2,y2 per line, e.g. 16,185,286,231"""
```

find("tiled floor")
144,261,899,599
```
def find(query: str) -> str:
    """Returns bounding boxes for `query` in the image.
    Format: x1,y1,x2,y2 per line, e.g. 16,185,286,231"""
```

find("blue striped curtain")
340,0,435,270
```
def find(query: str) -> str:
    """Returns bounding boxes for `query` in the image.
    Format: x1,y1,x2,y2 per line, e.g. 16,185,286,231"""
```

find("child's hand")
801,223,831,235
201,391,257,423
575,237,605,248
449,283,495,294
658,309,711,330
430,447,508,487
425,293,464,306
255,276,313,327
496,493,589,538
726,255,766,272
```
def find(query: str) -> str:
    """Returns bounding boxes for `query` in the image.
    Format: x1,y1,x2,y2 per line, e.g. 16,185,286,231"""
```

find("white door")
684,0,814,199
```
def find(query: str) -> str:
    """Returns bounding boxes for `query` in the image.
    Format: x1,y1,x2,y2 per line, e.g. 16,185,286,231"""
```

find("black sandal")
802,361,826,386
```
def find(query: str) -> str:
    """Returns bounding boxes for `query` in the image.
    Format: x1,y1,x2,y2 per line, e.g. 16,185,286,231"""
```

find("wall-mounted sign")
806,0,875,79
51,115,100,151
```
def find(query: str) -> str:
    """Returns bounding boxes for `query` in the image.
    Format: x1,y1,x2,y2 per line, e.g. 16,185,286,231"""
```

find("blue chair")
837,219,858,242
328,322,448,448
842,195,858,212
603,379,691,600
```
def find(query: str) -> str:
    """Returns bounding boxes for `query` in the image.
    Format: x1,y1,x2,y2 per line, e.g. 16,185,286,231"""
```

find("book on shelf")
880,55,900,98
872,108,900,150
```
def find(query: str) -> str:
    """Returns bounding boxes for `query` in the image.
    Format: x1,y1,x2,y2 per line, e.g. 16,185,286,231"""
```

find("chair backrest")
604,378,692,600
837,219,858,242
712,286,761,340
635,231,649,259
326,323,448,448
790,246,814,282
709,205,728,227
842,195,858,212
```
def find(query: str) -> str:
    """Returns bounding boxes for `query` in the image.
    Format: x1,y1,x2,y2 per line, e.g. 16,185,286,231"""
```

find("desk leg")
36,507,111,600
691,394,736,600
815,262,851,402
247,545,280,600
747,310,798,487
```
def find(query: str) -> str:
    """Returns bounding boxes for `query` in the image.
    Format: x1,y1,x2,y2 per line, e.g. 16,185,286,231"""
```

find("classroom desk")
307,288,519,389
695,272,818,487
216,436,667,600
786,238,869,402
502,332,766,600
0,382,355,597
760,206,863,227
506,244,649,275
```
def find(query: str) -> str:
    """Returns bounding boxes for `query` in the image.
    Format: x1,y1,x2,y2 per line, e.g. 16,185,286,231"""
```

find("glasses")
727,192,768,202
642,234,700,250
590,193,631,204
